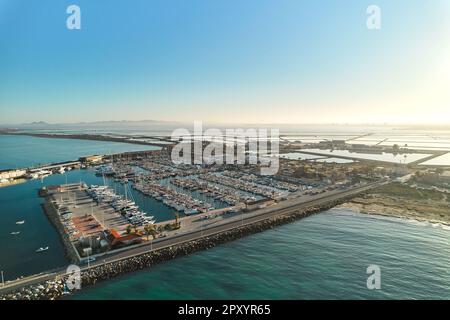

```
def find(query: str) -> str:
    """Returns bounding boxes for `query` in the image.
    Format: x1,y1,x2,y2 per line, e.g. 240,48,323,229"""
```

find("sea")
70,210,450,300
0,133,449,299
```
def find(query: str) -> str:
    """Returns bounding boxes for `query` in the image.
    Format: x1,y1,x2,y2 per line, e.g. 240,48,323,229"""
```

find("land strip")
0,131,171,148
339,182,450,225
0,181,384,299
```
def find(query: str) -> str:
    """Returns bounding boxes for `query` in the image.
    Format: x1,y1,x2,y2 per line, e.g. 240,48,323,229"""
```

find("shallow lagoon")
300,149,432,164
419,153,450,166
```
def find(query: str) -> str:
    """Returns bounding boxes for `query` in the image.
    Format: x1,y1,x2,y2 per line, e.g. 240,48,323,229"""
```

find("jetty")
0,180,386,299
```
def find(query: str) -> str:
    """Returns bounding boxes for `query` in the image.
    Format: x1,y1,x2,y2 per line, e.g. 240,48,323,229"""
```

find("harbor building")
79,155,104,163
0,169,26,181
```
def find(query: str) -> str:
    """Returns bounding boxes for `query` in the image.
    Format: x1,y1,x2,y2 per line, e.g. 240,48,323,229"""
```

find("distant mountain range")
4,119,182,129
24,119,174,125
2,120,449,132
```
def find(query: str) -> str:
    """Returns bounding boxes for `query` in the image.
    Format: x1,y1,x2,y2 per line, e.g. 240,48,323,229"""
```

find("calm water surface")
0,134,160,170
0,135,161,280
71,210,450,300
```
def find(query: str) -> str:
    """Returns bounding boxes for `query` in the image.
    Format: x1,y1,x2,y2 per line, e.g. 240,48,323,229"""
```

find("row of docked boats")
26,169,52,179
132,181,213,215
222,171,301,192
26,165,81,180
170,177,253,206
95,165,117,177
199,172,285,199
95,164,140,184
50,200,81,241
87,185,155,226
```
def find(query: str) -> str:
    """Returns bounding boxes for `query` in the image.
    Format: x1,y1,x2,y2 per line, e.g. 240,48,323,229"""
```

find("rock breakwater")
1,198,347,300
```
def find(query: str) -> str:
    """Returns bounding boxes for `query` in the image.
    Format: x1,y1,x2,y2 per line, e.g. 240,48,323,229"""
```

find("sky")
0,0,449,125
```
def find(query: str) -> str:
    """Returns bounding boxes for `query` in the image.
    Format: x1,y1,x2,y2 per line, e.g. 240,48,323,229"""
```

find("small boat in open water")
36,247,49,253
10,231,21,235
16,220,25,225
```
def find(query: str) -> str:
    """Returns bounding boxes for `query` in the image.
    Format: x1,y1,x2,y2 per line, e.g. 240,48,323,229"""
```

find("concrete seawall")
41,201,80,263
1,199,345,300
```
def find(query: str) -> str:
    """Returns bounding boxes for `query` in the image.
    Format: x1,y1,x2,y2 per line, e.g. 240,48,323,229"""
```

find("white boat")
184,209,199,215
11,231,21,235
16,220,25,225
27,170,52,179
27,172,40,179
38,170,52,177
36,247,49,253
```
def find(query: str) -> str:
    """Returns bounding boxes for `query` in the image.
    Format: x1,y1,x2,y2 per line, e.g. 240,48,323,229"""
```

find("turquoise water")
0,134,160,170
0,168,183,280
0,135,163,280
0,170,95,280
71,209,450,300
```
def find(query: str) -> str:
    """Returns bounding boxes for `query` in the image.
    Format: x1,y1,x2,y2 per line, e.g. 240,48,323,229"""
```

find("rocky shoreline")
338,201,450,227
0,199,346,300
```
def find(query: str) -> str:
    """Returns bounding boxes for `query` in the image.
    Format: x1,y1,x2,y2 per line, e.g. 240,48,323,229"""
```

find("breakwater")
0,199,347,300
5,132,171,148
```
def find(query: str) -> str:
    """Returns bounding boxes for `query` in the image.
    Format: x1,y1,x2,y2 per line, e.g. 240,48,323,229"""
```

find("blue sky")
0,0,449,124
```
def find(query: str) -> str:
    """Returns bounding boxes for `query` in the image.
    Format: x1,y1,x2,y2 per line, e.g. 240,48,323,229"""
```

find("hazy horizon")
3,119,450,130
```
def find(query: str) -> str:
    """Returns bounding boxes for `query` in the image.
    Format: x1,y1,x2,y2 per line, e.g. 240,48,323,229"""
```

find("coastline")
338,203,450,228
0,200,345,300
335,182,450,227
2,185,449,300
0,131,171,148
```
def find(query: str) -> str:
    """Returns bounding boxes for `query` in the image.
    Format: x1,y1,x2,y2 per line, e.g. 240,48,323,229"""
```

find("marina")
0,180,384,298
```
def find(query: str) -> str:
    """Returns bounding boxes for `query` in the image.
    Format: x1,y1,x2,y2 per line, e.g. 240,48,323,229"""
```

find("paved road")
101,181,384,262
0,181,385,294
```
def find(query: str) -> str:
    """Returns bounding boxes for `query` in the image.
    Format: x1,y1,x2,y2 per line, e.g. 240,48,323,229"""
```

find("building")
79,155,104,163
106,229,142,247
332,140,347,146
244,198,275,211
0,169,26,181
392,165,409,176
440,171,450,183
416,171,440,184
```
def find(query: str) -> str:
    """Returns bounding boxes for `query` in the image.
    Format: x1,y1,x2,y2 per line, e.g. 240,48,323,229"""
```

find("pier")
0,180,386,299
